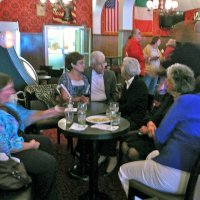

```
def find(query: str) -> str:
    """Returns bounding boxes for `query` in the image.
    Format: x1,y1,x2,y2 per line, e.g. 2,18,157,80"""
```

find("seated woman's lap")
12,149,58,200
125,134,155,159
12,149,57,175
118,159,190,196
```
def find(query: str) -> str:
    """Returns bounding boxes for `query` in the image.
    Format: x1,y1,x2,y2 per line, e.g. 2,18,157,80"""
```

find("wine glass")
109,102,119,112
77,102,87,113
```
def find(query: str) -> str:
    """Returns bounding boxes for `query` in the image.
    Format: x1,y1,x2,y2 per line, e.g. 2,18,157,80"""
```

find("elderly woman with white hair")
119,57,148,130
119,63,200,197
98,57,148,176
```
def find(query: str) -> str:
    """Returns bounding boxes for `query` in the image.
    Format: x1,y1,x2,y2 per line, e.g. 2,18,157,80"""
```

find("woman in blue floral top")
58,52,90,103
0,73,63,200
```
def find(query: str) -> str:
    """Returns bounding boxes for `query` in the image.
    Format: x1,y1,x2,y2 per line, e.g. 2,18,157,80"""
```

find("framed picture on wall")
36,4,46,16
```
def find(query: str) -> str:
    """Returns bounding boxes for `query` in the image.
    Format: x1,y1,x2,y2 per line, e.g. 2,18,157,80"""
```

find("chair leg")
128,186,136,200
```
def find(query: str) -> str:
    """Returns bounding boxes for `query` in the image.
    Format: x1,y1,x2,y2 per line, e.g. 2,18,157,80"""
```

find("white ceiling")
176,0,200,11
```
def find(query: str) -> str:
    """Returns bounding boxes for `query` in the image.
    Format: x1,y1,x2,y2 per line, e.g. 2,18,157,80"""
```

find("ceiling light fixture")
40,0,72,8
146,0,178,13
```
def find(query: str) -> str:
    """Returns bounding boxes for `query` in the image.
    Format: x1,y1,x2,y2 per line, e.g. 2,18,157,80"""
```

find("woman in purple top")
118,63,200,196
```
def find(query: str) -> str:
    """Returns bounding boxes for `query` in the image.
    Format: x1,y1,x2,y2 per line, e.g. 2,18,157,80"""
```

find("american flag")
102,0,119,34
105,0,115,8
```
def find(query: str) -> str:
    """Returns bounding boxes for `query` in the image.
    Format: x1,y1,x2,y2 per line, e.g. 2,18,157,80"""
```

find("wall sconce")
0,31,15,48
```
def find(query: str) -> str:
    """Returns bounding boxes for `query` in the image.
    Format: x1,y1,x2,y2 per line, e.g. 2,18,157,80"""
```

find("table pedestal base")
79,191,111,200
68,165,89,182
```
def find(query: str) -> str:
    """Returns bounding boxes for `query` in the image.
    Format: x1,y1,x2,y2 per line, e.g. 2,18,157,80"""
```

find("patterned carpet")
42,129,127,200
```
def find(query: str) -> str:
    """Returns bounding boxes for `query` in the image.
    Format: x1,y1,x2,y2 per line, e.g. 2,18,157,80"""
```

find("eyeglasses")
77,60,85,65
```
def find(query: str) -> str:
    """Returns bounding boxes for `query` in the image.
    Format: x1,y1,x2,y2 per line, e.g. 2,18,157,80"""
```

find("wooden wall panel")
92,34,118,56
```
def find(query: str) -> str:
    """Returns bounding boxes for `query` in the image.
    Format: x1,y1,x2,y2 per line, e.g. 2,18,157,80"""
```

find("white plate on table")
86,115,110,124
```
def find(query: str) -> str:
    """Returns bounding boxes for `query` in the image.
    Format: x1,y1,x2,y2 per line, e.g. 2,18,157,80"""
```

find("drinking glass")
77,102,87,113
112,112,121,126
109,102,119,112
110,111,116,131
65,111,74,128
78,111,86,129
106,109,111,118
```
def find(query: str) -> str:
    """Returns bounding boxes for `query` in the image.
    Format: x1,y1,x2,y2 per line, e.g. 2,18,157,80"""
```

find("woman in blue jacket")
119,63,200,196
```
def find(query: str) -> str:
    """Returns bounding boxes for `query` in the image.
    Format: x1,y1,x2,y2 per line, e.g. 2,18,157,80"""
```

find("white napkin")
64,108,77,112
91,124,119,131
69,123,88,131
54,105,65,112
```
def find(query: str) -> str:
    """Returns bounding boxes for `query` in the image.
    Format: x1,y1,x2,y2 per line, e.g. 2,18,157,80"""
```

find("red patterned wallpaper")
0,0,92,33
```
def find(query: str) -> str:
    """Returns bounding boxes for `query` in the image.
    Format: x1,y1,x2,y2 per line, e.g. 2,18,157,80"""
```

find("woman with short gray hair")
166,63,195,95
119,57,148,131
121,57,141,78
98,57,148,176
119,63,200,197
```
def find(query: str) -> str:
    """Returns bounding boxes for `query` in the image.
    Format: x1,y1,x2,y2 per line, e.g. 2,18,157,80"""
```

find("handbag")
0,158,32,190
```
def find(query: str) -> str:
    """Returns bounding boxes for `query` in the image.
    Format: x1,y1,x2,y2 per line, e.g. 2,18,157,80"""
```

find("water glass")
65,111,74,128
77,102,87,113
109,102,119,112
112,112,121,126
106,109,111,118
78,111,86,128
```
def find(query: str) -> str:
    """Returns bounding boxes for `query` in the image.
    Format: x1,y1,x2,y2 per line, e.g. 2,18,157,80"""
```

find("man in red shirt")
124,28,145,77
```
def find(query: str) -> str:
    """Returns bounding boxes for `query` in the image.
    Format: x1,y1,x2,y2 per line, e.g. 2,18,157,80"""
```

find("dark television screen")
159,11,184,28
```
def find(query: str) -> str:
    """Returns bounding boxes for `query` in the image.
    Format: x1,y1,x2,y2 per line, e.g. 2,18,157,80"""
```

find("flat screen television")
159,11,184,28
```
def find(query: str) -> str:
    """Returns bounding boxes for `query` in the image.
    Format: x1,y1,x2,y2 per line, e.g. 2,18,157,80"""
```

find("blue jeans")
143,74,158,95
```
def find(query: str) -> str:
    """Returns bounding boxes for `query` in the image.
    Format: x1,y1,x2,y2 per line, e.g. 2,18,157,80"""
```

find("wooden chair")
127,152,200,200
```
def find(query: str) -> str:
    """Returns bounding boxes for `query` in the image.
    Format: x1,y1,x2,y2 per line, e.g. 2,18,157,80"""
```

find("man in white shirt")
85,51,118,103
68,51,118,181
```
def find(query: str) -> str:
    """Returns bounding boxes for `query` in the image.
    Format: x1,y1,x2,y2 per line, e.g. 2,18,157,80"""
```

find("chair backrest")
24,84,59,109
184,151,200,200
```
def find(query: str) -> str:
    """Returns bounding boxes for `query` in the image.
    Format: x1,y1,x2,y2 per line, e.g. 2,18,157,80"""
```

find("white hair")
90,51,105,65
167,63,195,93
122,57,141,78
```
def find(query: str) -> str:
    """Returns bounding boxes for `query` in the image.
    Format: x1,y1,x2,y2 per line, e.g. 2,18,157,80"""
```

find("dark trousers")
12,134,58,200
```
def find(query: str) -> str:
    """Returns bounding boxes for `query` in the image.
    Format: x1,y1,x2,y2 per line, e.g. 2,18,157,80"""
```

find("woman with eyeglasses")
58,52,90,103
0,72,63,200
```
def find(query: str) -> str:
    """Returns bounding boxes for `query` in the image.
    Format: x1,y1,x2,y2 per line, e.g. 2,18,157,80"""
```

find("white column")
92,0,106,34
119,0,135,30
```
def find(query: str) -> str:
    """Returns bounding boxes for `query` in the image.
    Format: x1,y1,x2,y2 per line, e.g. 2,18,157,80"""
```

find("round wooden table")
58,111,130,200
